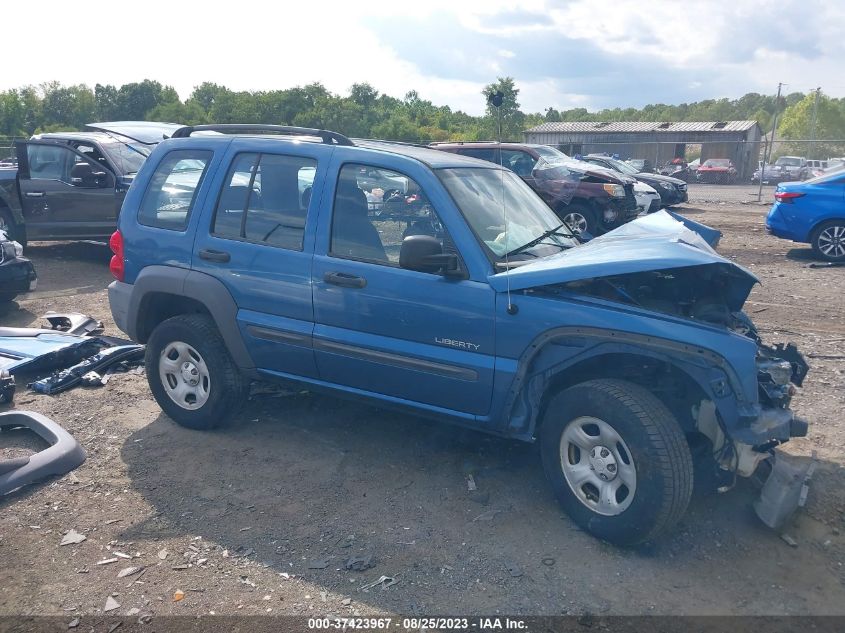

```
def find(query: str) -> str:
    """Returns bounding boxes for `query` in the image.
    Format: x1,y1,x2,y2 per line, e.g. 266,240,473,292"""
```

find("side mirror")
70,162,110,188
399,235,459,275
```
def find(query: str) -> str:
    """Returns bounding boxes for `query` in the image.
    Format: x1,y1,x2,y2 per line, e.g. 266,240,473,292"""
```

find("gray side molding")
126,266,255,371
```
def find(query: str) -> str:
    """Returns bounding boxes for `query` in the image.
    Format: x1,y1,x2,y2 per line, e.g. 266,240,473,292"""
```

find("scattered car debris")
345,555,374,572
157,549,168,560
43,312,104,336
117,566,143,578
308,557,331,570
68,617,80,628
341,598,352,606
0,369,14,404
173,590,185,602
359,575,397,591
0,328,105,376
28,344,144,395
96,558,119,566
103,596,120,612
0,410,86,496
754,450,818,530
505,561,524,577
780,533,799,547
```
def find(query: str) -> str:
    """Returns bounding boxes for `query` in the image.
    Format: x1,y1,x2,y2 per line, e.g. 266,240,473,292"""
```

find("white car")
634,181,662,214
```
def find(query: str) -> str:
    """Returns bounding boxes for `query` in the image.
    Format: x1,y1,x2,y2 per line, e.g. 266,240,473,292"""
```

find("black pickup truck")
0,122,181,245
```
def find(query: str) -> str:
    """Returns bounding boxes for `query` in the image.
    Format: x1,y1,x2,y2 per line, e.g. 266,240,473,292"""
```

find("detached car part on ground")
110,124,809,546
430,142,639,236
766,168,845,261
0,410,86,496
0,229,36,303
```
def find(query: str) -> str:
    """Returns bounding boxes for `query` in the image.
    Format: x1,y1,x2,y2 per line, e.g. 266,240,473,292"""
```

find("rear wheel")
146,314,248,430
811,220,845,262
540,379,693,546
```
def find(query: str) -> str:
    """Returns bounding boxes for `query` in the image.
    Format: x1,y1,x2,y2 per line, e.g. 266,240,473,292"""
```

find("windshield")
438,167,578,259
533,145,570,161
598,157,639,175
703,159,730,167
775,157,801,166
100,140,151,175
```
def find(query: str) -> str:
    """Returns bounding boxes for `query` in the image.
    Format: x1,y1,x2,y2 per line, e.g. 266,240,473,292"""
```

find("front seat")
331,173,386,261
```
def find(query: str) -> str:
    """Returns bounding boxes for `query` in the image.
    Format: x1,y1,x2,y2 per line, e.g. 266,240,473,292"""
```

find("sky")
3,0,843,115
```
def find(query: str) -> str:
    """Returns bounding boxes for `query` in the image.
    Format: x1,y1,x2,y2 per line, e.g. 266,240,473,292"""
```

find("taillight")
774,191,805,203
109,230,124,281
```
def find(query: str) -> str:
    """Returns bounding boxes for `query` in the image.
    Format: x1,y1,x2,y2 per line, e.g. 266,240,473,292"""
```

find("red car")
696,158,738,184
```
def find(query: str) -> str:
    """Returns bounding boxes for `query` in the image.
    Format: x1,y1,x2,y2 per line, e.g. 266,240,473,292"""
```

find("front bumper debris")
754,449,817,530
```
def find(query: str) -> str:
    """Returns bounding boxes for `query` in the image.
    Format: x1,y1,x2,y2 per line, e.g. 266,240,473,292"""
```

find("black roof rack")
170,124,354,146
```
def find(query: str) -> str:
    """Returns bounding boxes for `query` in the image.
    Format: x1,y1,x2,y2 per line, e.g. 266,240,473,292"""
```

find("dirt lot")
1,190,845,618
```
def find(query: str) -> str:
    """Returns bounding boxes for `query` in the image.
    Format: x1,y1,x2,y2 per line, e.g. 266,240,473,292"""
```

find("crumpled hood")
489,211,758,309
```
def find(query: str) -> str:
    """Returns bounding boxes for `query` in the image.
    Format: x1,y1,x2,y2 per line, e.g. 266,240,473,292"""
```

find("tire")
810,220,845,262
145,314,248,430
539,379,693,546
558,204,597,236
0,207,23,245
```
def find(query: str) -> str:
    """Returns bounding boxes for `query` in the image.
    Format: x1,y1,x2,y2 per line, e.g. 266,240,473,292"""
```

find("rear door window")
138,150,212,231
212,152,316,251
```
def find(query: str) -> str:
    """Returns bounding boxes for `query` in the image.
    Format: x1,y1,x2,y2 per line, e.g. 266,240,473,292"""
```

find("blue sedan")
766,168,845,261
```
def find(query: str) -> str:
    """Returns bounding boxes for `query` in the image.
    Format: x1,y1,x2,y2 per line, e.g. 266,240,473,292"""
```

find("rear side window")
457,148,498,163
138,150,212,231
212,152,316,251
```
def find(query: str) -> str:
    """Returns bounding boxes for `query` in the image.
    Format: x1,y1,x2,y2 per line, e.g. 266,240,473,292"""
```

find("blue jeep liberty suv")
108,125,809,545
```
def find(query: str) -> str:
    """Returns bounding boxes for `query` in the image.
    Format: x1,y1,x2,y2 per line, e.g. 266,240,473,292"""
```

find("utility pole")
758,82,784,202
809,87,821,159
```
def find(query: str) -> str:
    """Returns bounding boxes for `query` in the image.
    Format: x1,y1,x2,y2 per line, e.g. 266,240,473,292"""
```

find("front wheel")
540,379,693,546
811,220,845,262
558,204,596,236
146,314,248,430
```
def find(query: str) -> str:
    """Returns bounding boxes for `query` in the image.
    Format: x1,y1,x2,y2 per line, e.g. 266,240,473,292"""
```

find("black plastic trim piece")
246,325,312,348
314,339,478,381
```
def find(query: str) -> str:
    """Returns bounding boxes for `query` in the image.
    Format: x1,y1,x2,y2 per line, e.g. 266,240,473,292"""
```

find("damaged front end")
496,213,812,520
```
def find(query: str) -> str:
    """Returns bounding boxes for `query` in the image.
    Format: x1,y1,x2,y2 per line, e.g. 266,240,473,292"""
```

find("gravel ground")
1,198,844,618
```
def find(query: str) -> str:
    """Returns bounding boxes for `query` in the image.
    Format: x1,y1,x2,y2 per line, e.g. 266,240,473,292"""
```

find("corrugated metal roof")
525,121,759,134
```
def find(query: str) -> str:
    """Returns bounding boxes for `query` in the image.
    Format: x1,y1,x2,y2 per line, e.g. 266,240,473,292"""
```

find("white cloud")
1,0,842,116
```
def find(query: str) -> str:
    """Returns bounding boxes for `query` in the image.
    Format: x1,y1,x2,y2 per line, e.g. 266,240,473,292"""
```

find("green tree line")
1,78,844,152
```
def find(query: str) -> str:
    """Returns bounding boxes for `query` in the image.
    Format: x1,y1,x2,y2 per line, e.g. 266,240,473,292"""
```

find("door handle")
324,271,367,289
198,248,231,263
24,191,45,198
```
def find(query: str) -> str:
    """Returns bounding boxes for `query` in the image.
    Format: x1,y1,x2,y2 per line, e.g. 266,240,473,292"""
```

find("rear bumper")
107,280,133,336
0,257,37,297
765,204,800,241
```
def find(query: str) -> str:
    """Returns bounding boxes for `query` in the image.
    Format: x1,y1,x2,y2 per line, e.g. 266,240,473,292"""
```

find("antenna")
489,90,518,316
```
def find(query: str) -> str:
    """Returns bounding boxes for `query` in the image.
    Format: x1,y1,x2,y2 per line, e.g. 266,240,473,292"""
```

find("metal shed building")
524,120,763,179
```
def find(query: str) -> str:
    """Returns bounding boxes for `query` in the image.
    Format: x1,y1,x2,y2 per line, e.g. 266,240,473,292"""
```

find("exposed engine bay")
557,263,757,331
